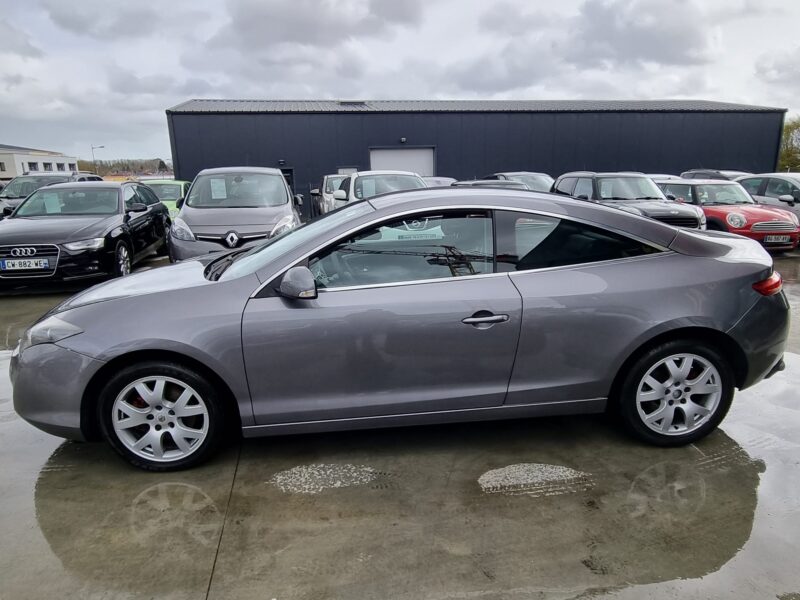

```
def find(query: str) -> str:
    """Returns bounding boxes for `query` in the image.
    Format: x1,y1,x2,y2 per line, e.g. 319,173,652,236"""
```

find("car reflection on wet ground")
0,256,798,599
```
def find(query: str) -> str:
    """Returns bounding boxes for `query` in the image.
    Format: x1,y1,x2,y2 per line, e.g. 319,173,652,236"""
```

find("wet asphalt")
0,255,799,599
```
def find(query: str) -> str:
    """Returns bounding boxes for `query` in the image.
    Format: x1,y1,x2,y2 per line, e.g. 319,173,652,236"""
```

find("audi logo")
10,247,37,257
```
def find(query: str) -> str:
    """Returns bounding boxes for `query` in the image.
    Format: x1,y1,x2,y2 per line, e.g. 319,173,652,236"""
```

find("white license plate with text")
764,235,791,243
1,258,50,270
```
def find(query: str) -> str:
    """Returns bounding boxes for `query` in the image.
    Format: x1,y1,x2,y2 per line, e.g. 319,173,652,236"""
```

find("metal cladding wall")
167,108,785,218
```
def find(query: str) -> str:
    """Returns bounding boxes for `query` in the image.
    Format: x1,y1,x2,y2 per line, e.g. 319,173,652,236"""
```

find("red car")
655,178,800,251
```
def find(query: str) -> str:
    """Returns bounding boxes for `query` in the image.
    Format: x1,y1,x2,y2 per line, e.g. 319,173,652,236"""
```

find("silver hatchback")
12,188,789,470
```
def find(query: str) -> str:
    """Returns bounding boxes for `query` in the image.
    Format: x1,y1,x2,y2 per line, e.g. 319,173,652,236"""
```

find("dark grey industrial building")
167,99,786,219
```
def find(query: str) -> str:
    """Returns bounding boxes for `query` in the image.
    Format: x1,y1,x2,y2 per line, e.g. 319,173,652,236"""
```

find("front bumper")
727,290,790,390
737,230,800,250
11,342,106,440
0,247,115,290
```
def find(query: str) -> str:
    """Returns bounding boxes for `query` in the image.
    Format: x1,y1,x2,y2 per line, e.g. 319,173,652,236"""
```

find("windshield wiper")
205,249,249,281
603,196,635,201
634,196,663,200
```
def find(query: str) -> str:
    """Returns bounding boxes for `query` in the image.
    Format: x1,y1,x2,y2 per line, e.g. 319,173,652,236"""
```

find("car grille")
0,244,59,278
654,216,700,229
195,232,268,249
751,221,797,232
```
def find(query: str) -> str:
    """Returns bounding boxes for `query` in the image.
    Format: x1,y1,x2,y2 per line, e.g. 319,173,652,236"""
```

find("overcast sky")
1,0,798,160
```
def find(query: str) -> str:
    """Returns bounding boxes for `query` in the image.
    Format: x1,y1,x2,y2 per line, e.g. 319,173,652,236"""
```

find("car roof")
737,172,800,178
140,179,188,184
453,180,528,187
654,178,743,185
558,171,649,178
496,171,551,177
353,170,421,177
39,181,124,190
196,166,283,176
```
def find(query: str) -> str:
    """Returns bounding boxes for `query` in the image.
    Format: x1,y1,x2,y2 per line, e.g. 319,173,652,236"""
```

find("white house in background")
0,143,79,181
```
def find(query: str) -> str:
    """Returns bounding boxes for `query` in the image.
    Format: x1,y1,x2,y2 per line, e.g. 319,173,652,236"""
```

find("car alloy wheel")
116,243,131,276
617,340,733,446
635,353,722,436
111,376,209,463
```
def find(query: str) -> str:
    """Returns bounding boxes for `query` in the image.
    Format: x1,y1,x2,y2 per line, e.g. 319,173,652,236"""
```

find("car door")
136,185,167,246
122,185,151,257
242,209,523,425
493,209,669,406
758,177,800,218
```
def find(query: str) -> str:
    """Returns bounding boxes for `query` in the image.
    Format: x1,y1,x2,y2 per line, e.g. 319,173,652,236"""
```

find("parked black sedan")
0,182,169,289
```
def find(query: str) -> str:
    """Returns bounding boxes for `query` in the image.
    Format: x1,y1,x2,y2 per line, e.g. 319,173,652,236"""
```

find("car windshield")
14,188,119,217
597,177,666,201
506,174,555,191
186,173,288,208
0,176,70,199
695,184,754,205
218,201,374,281
353,174,426,200
147,183,183,201
324,176,346,194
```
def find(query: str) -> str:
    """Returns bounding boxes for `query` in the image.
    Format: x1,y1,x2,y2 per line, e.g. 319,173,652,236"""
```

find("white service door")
369,148,434,176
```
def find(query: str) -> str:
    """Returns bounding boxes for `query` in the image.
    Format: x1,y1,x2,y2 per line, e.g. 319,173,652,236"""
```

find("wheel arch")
81,349,243,441
705,216,727,231
608,326,748,409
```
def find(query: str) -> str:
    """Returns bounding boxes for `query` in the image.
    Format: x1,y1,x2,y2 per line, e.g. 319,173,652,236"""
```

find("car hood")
703,204,796,222
0,215,119,244
179,205,291,231
600,199,700,218
53,257,218,312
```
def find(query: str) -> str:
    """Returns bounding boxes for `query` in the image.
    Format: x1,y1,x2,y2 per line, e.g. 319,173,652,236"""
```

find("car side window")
136,186,159,206
495,210,660,273
309,211,494,289
338,177,350,193
573,178,593,199
765,178,794,198
554,177,577,195
663,183,694,204
738,177,762,195
123,186,137,209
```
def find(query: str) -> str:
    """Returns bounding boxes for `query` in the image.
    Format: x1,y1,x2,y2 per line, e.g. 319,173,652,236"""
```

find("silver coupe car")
11,188,788,470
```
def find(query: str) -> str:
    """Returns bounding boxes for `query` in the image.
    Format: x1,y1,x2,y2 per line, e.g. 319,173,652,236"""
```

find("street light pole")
90,144,105,175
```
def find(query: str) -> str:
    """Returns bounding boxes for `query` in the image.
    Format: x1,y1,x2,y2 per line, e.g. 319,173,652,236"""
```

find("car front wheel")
115,241,131,277
618,340,734,446
98,362,225,471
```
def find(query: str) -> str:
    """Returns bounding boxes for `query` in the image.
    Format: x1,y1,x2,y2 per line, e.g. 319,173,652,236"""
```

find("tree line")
77,158,170,176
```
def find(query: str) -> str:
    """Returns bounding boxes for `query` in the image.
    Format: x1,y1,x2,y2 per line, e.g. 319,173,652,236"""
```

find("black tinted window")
495,211,659,272
310,211,493,288
739,178,762,195
137,186,160,205
554,177,576,195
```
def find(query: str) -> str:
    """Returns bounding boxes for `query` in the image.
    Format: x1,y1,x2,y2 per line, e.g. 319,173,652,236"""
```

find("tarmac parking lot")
1,256,799,599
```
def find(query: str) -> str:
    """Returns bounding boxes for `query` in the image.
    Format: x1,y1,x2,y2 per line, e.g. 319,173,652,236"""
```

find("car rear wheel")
115,241,131,277
98,362,225,471
617,340,734,446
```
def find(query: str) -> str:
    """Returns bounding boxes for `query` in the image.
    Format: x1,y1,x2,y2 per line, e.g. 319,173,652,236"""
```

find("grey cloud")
0,21,43,57
40,0,161,39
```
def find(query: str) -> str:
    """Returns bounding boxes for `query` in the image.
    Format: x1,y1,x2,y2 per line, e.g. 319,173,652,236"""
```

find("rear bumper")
727,291,790,390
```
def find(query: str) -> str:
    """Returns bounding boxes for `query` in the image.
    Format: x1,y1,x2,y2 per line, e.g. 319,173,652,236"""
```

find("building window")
43,162,53,171
56,163,65,171
28,162,39,171
0,162,5,172
68,163,77,171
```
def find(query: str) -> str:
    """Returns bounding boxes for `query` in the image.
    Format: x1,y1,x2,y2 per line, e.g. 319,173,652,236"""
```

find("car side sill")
241,398,607,438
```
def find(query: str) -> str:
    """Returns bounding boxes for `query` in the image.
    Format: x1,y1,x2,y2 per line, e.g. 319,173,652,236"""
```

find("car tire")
98,361,226,471
114,241,131,277
617,340,734,446
156,233,170,257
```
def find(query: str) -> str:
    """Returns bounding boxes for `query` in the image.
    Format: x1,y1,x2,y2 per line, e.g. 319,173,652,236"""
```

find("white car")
736,173,800,219
310,174,347,215
332,170,426,209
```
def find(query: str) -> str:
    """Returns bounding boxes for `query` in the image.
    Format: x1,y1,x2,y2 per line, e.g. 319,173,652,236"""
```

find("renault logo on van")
10,247,37,257
224,232,239,248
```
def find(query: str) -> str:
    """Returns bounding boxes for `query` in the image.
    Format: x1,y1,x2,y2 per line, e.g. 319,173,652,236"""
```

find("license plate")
764,235,791,243
0,258,50,270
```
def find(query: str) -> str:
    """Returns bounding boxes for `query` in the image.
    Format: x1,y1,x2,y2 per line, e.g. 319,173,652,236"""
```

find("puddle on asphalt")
267,463,379,494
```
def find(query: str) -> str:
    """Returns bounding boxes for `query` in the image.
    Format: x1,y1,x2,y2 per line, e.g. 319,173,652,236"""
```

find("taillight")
753,272,782,296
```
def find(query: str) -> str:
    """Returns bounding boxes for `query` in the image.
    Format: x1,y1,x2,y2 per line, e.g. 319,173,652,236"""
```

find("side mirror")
778,194,795,206
333,190,347,201
2,206,13,216
293,194,304,207
126,202,147,213
310,188,320,196
666,193,677,201
176,197,185,209
278,266,317,300
576,194,589,200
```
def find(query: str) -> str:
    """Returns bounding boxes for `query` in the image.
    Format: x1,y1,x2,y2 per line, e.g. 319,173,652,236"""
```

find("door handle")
461,312,509,327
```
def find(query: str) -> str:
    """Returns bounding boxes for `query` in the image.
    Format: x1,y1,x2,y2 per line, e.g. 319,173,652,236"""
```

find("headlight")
171,217,195,241
17,315,83,355
726,213,747,229
699,211,707,230
63,237,105,251
270,215,298,238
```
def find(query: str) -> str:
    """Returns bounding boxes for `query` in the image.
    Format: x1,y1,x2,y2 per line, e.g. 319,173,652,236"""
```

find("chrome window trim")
250,204,673,298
